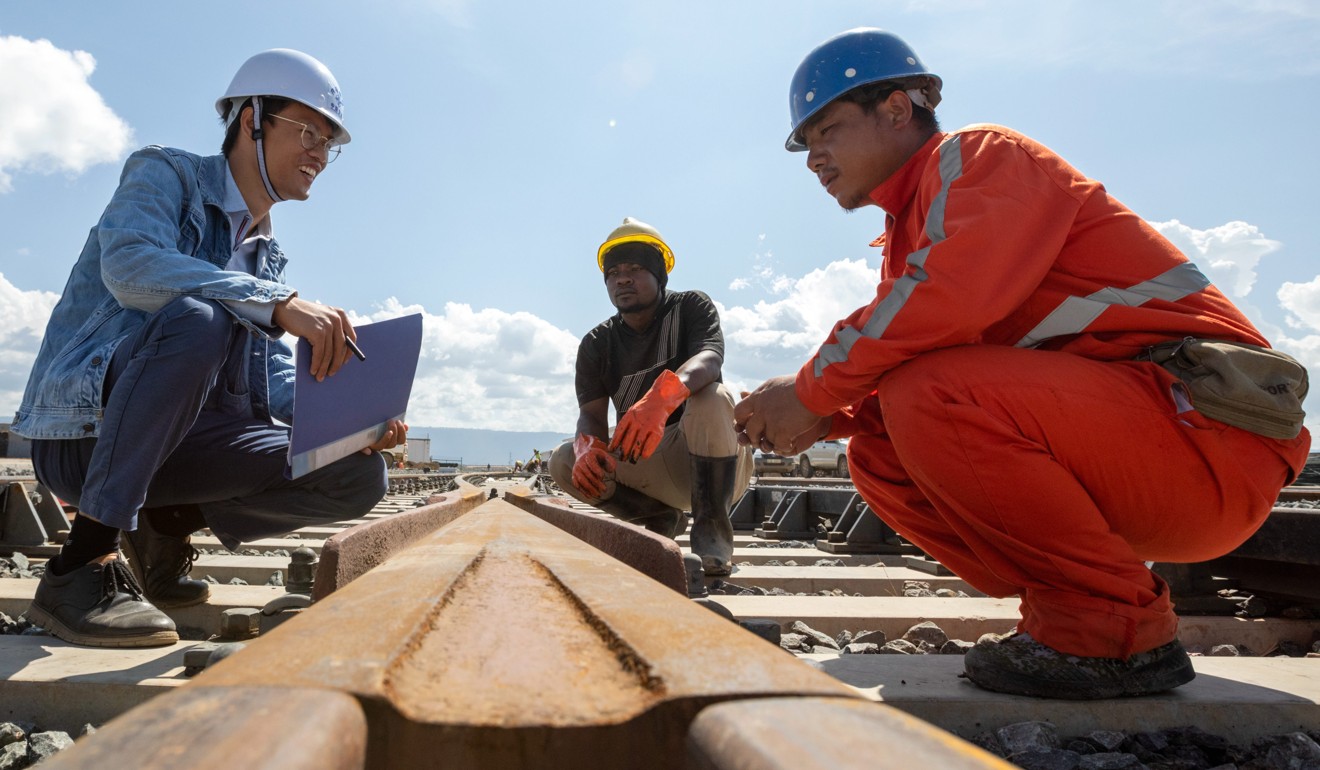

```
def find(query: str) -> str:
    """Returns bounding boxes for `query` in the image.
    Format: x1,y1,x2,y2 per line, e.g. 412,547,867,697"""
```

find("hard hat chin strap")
901,76,941,112
905,88,933,111
250,97,286,204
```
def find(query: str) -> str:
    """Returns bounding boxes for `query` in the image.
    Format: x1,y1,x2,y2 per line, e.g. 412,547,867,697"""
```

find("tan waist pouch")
1140,338,1308,439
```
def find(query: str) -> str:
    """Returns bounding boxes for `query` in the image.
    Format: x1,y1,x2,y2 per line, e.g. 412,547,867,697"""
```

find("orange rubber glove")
609,369,691,462
572,433,617,498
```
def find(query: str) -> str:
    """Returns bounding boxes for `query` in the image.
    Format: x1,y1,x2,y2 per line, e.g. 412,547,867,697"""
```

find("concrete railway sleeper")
0,472,1317,768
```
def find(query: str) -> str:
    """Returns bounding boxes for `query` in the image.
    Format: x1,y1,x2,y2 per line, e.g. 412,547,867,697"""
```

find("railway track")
0,470,1317,768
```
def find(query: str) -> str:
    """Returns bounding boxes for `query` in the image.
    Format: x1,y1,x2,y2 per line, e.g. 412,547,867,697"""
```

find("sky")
2,1,1319,440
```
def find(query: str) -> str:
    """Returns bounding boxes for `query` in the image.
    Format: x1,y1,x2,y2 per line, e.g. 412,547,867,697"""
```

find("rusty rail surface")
32,492,1012,770
40,687,367,770
313,485,485,601
10,474,1320,768
688,698,1016,770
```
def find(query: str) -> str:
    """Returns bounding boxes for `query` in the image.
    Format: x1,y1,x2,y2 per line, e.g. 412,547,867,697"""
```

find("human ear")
887,90,914,129
241,106,259,140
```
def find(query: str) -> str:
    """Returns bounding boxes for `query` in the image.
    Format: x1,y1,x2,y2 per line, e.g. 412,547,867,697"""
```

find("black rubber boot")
27,558,178,648
120,507,210,609
646,509,689,540
690,454,737,576
596,484,687,539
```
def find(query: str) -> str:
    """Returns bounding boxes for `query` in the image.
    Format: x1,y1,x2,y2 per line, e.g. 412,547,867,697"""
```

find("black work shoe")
963,632,1195,699
121,513,209,609
27,559,178,648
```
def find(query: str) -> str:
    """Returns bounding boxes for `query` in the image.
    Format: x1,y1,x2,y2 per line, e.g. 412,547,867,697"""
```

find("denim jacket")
12,146,298,439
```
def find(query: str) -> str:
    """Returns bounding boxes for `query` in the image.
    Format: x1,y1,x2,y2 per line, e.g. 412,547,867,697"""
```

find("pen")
345,335,366,362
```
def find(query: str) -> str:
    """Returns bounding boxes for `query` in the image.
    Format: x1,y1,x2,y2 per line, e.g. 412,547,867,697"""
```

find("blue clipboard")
288,313,423,479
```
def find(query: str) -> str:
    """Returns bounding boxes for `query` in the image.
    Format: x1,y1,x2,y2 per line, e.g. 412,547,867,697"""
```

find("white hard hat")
216,49,350,144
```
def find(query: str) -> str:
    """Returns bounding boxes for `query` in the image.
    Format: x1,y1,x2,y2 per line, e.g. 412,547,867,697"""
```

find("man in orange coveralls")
734,27,1310,699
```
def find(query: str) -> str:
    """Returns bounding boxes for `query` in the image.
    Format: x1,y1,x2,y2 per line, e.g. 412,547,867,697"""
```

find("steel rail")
6,474,1319,768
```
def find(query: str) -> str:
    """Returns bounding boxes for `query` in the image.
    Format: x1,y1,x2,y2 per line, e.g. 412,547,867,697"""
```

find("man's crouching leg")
547,440,687,538
869,345,1255,697
197,444,389,552
27,296,243,647
596,486,688,539
680,383,752,576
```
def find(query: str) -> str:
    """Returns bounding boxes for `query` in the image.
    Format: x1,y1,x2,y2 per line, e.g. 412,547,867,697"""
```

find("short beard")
614,292,661,315
837,193,870,212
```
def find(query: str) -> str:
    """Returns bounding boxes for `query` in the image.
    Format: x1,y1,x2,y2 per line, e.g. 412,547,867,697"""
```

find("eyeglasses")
268,113,342,163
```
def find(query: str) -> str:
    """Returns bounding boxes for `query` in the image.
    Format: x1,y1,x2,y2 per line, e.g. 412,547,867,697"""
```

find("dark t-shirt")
575,290,724,425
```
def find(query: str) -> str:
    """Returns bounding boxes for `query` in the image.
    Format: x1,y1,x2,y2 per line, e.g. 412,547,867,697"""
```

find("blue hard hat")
786,28,941,152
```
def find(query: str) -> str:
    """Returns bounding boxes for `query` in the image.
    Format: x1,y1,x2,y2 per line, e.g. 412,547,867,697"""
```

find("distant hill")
408,426,572,467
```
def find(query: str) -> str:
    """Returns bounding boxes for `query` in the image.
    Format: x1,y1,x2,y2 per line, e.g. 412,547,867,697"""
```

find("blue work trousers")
32,297,387,550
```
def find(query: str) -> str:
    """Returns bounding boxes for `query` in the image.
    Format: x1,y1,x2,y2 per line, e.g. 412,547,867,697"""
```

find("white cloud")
1153,220,1280,300
614,50,657,91
0,36,133,193
353,298,580,432
0,276,581,433
718,258,882,393
1270,278,1320,444
1278,278,1320,332
6,217,1320,441
1148,221,1320,439
0,273,61,415
594,49,658,95
719,219,1320,440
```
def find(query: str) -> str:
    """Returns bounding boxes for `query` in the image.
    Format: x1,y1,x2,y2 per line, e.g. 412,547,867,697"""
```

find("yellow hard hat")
596,217,675,273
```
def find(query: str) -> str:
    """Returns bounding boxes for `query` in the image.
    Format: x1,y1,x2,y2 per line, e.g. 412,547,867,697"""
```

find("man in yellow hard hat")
549,217,753,576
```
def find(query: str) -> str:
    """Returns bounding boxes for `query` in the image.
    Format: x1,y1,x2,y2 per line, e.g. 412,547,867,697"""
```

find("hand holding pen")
346,335,366,361
273,295,362,381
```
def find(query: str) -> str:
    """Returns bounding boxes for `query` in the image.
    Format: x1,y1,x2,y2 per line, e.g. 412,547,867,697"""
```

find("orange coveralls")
797,125,1310,659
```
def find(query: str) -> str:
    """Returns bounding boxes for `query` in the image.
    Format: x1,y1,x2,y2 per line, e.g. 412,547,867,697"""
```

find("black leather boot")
28,557,178,648
690,454,737,576
596,484,687,539
121,507,210,609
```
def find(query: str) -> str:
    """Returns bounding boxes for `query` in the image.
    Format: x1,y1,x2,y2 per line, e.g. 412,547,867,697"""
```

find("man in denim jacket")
13,50,406,647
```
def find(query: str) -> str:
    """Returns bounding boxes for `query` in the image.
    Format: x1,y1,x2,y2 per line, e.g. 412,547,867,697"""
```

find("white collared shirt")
221,166,277,326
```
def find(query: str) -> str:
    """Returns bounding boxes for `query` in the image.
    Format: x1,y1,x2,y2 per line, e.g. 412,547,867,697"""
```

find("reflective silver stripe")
1015,262,1211,348
924,140,964,243
860,253,929,340
816,325,862,370
814,136,965,378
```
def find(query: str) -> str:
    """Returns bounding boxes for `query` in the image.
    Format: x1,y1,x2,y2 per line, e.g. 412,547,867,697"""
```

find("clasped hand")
733,374,830,456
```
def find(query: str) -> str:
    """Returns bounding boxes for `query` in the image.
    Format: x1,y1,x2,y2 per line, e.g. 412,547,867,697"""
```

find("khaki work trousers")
551,382,753,512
